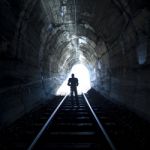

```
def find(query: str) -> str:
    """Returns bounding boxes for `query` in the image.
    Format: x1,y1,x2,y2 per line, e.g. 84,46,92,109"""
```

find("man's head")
71,74,74,78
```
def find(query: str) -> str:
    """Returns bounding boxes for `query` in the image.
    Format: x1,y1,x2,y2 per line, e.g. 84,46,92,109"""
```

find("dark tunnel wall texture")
0,0,150,127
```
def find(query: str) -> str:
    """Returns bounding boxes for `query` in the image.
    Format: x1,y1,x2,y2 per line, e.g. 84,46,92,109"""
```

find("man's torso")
69,78,78,87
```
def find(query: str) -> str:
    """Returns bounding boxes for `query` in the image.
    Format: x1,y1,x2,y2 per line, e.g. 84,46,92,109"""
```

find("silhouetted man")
67,73,79,105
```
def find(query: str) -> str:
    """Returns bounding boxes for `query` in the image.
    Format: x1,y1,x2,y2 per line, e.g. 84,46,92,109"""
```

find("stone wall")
0,0,54,127
95,8,150,121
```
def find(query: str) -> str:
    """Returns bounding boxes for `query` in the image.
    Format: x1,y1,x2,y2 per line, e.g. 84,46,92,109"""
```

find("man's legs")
74,89,79,105
70,89,74,106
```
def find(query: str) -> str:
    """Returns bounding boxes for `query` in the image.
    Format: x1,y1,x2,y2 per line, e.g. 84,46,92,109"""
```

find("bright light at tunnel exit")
56,64,91,95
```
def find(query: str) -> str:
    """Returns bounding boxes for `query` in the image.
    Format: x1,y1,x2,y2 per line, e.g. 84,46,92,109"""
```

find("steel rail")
27,94,68,150
82,93,117,150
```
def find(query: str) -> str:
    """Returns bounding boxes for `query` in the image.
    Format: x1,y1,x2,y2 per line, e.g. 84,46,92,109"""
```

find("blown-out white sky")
56,64,91,95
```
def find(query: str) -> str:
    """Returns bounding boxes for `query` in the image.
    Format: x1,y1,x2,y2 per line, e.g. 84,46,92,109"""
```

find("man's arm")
76,78,79,86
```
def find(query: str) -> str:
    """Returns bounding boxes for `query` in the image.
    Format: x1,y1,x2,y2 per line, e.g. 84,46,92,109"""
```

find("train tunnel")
0,0,150,149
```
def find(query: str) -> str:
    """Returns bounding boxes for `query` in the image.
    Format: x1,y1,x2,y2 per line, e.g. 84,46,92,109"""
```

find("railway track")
0,91,149,150
27,94,116,150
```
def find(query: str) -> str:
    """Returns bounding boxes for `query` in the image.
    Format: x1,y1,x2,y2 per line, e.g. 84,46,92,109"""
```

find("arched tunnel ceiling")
7,0,148,93
1,0,146,91
40,0,127,77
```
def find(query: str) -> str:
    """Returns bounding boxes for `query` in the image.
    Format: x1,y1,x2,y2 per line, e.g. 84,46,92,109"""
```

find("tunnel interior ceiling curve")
40,0,129,77
23,0,150,99
40,0,101,82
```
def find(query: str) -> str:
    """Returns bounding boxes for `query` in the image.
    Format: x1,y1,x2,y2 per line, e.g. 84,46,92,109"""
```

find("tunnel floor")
0,90,149,150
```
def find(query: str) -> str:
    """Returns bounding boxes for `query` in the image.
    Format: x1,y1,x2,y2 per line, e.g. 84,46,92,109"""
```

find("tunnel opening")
56,64,91,95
